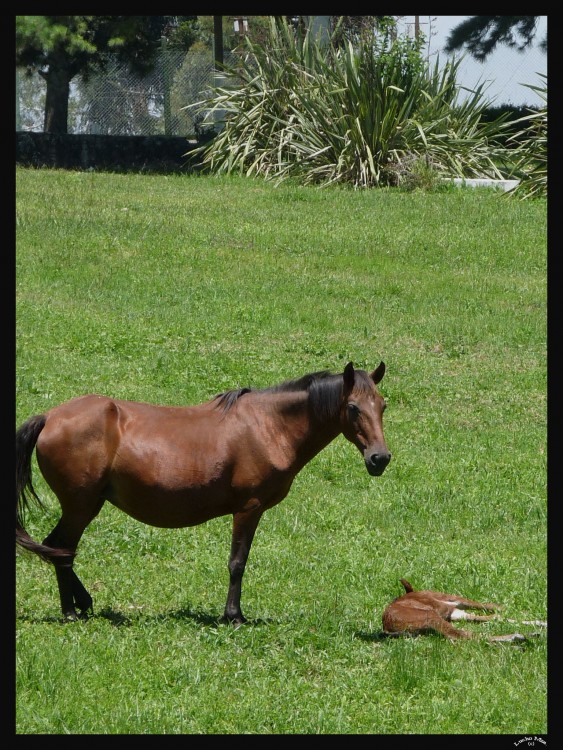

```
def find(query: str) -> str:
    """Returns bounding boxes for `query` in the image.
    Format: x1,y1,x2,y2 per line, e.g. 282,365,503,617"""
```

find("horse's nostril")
365,450,391,476
370,452,391,467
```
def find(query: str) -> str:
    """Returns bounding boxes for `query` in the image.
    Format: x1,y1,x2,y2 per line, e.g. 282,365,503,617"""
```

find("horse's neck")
273,391,342,467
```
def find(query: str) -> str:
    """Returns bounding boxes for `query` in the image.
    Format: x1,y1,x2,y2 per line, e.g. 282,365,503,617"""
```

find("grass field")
15,167,547,735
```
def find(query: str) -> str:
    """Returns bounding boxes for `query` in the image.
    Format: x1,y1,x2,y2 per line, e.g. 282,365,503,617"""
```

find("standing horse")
16,362,390,624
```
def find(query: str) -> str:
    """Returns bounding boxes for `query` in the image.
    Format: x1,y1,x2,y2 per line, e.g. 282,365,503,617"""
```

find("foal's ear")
343,362,355,389
370,361,385,384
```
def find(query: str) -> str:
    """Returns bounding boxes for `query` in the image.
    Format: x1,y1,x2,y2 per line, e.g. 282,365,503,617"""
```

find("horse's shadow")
17,607,274,628
100,606,274,628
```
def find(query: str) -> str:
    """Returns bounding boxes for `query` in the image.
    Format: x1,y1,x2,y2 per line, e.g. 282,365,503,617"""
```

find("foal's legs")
449,608,497,623
42,497,105,621
222,507,263,625
447,596,501,612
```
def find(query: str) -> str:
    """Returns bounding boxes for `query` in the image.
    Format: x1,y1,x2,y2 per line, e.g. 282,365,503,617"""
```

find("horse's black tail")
16,414,75,565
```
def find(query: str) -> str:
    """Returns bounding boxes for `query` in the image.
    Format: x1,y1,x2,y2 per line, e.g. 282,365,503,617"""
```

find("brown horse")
16,362,390,624
382,579,502,640
381,579,543,643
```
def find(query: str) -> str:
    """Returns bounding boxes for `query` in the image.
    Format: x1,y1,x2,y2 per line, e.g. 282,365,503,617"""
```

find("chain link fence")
16,38,545,137
16,46,240,137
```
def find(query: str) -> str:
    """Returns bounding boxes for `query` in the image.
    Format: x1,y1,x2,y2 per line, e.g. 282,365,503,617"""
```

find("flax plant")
504,74,547,199
187,18,511,188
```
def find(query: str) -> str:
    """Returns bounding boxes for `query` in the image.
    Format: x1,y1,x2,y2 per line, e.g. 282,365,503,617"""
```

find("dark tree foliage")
16,16,196,133
444,16,546,62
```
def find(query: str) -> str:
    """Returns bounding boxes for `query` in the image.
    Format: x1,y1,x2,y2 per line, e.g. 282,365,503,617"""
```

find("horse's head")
340,361,391,476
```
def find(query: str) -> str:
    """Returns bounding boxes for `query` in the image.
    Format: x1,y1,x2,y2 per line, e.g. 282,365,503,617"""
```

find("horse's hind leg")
43,500,104,621
51,566,93,621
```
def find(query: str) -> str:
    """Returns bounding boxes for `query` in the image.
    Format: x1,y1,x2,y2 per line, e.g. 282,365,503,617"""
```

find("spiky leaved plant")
504,74,547,199
187,18,511,189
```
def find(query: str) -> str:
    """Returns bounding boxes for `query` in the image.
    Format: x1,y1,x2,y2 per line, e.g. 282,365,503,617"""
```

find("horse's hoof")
220,613,247,626
63,608,91,622
63,611,81,622
76,598,93,613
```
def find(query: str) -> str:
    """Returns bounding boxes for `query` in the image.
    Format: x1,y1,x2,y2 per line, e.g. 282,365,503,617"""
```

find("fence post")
16,69,21,131
212,15,226,132
161,36,172,135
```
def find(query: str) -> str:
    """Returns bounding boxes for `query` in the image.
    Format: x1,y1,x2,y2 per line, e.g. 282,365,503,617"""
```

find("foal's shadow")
355,629,398,642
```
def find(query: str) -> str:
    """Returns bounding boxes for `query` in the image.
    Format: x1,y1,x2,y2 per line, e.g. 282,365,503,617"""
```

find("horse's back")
36,394,216,473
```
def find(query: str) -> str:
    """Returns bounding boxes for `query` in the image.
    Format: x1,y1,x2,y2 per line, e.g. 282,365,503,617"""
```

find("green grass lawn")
15,167,547,735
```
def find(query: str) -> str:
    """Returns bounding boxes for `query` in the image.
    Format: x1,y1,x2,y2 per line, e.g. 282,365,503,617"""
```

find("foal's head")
340,362,391,476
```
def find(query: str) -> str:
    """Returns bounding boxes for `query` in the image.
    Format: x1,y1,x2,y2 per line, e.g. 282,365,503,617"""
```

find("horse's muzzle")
365,450,391,476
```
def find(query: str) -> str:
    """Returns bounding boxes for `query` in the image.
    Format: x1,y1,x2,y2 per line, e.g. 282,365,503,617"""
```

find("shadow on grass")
354,629,545,647
354,630,417,642
17,607,275,629
96,606,275,628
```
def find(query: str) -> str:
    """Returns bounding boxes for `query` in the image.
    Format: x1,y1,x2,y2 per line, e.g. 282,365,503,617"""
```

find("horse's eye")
347,403,360,418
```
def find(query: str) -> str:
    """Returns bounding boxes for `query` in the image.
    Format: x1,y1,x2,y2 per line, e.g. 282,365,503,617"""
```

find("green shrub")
187,18,511,188
504,74,547,200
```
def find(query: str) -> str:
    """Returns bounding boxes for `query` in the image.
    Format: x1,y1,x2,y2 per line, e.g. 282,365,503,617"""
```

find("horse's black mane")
214,368,372,421
214,387,252,412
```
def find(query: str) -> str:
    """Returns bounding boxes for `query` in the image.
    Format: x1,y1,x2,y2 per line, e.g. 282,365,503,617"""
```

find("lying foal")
382,579,533,642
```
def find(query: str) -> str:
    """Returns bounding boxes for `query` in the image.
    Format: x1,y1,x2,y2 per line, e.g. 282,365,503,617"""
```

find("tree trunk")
43,66,72,134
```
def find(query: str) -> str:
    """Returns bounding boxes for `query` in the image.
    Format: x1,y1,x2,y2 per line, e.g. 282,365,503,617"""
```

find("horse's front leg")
222,506,263,625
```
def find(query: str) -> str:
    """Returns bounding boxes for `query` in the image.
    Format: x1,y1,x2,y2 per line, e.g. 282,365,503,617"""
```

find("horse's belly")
105,479,235,528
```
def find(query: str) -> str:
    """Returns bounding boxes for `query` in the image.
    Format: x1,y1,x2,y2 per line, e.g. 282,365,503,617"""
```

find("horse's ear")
343,362,355,390
370,361,385,384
